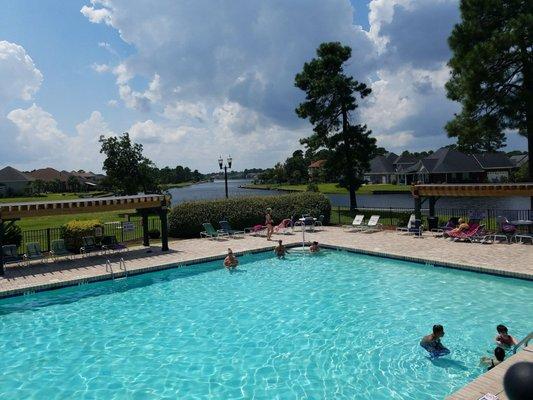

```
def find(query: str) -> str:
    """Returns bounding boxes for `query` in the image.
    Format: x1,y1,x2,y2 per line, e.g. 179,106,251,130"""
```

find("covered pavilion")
0,194,171,275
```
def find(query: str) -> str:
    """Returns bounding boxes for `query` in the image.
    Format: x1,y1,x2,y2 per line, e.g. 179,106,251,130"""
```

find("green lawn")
243,183,410,194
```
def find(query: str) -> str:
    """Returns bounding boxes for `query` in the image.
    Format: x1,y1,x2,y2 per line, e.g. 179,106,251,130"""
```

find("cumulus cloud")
0,41,43,109
92,63,110,73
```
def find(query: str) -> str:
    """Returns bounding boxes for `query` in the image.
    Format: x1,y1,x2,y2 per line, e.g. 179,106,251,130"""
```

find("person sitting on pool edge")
495,324,518,348
274,240,288,259
480,347,506,371
223,248,239,270
420,324,450,357
309,241,320,253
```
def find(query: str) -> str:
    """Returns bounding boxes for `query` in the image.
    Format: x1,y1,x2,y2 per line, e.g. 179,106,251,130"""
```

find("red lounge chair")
447,224,486,243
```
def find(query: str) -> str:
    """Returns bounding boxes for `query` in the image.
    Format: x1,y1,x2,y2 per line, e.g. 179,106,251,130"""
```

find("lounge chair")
343,215,365,231
447,224,489,243
273,219,293,235
244,224,266,236
360,215,383,233
294,216,316,232
200,223,229,240
490,216,516,243
101,235,127,253
396,214,416,233
23,242,45,265
50,239,74,261
219,221,245,238
80,236,101,256
2,245,23,266
407,219,423,237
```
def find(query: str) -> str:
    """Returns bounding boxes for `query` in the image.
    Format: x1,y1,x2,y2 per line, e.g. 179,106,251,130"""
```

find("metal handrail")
119,257,127,276
105,259,114,279
513,331,533,354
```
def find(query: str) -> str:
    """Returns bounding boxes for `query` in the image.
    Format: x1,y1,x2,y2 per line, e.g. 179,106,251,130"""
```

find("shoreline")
239,184,410,195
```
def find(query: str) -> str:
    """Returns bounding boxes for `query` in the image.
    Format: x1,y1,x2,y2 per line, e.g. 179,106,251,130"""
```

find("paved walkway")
1,227,532,298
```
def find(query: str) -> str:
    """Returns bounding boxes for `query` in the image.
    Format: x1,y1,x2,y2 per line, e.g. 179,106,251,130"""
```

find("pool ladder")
512,331,533,354
105,258,128,280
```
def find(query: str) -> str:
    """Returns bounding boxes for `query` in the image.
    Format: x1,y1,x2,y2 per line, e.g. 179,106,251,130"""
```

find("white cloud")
0,41,43,109
92,63,109,73
162,101,207,122
80,3,113,25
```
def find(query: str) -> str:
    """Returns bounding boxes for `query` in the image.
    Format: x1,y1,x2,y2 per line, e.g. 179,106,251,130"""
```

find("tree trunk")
341,105,358,211
520,35,533,209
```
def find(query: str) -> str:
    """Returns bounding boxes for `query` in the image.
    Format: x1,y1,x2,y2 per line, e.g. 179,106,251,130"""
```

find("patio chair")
101,235,127,253
219,221,245,238
314,215,325,228
200,223,229,240
512,233,533,244
50,239,74,261
360,215,383,233
2,244,23,266
296,217,316,232
447,224,489,243
490,216,516,244
23,242,45,265
343,215,365,231
407,219,423,237
396,214,415,233
80,236,102,256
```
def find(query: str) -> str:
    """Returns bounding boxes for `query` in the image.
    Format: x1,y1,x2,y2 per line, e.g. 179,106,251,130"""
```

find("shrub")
169,192,331,238
61,219,103,253
306,182,319,192
148,229,161,239
2,223,22,247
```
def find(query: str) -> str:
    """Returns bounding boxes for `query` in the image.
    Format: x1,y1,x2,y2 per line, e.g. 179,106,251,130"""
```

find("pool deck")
1,226,532,399
1,226,532,297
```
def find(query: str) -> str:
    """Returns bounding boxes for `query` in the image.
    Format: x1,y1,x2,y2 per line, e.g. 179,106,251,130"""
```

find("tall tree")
445,0,532,175
99,133,158,195
295,42,376,210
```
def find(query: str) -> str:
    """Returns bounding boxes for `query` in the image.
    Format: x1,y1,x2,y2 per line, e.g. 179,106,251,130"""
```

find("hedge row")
168,192,331,238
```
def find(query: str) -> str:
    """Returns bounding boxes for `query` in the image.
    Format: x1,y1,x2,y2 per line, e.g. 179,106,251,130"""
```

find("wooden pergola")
411,183,533,219
0,194,171,274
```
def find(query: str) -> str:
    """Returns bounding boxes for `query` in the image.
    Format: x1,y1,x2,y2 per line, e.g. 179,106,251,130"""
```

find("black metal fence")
18,218,161,254
332,206,532,232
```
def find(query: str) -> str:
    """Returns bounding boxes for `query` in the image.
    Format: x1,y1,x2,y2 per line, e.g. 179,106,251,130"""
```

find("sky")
0,0,527,174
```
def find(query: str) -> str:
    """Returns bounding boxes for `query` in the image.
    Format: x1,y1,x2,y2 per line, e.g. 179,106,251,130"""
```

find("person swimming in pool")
223,248,239,270
420,324,450,357
480,347,505,371
495,324,518,348
274,240,288,259
309,241,319,253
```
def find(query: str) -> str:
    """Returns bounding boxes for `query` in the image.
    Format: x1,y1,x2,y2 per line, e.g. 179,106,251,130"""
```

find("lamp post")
218,155,232,198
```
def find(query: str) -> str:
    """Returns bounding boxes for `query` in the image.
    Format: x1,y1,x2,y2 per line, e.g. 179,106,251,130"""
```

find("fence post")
338,206,340,225
389,207,392,226
46,228,51,252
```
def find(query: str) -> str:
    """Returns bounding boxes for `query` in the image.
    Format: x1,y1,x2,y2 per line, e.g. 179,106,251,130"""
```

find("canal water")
168,180,530,210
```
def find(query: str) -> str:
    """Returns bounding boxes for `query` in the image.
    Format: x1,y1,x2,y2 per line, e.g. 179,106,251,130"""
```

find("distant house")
70,170,105,187
308,159,327,182
366,147,517,184
510,154,528,169
0,166,34,196
364,152,398,184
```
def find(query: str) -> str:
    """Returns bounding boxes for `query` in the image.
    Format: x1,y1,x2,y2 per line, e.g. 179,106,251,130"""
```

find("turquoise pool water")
0,250,532,399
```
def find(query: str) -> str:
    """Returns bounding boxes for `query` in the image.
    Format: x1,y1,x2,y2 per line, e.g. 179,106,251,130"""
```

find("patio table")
510,220,533,234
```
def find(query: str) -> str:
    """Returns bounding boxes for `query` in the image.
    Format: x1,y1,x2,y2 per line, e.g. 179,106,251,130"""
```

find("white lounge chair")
343,214,365,231
360,215,383,233
396,214,415,233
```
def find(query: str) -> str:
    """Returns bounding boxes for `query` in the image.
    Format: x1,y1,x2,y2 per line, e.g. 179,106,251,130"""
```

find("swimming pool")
0,250,532,399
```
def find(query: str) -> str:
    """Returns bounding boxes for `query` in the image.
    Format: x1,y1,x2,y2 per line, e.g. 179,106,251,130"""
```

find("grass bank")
242,183,410,194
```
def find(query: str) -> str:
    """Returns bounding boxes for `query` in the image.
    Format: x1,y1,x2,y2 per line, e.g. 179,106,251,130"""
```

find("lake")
168,180,531,210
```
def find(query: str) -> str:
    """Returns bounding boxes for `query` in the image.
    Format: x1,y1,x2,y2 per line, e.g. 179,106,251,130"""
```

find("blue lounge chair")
101,235,127,254
219,221,245,238
50,239,74,261
24,242,45,265
80,236,101,256
200,223,229,240
2,245,23,266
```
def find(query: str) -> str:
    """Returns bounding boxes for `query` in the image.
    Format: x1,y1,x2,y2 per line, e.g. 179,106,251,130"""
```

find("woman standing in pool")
265,208,274,241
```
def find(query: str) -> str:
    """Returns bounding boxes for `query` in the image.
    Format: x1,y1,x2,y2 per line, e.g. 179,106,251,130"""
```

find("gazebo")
411,183,533,220
0,194,171,275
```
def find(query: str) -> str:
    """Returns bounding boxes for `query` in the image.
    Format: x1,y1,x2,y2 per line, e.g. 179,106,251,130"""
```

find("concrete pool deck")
1,226,532,399
1,226,532,297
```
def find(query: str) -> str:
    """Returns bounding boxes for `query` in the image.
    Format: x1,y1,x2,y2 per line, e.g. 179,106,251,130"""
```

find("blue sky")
0,0,526,173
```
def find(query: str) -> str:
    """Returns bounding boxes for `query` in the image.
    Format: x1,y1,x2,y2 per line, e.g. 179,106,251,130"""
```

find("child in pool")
495,324,517,348
480,347,505,371
223,248,239,270
274,240,288,259
420,324,450,357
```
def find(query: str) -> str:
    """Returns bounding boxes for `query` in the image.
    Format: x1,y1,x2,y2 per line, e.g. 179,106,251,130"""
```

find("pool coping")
0,240,531,300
